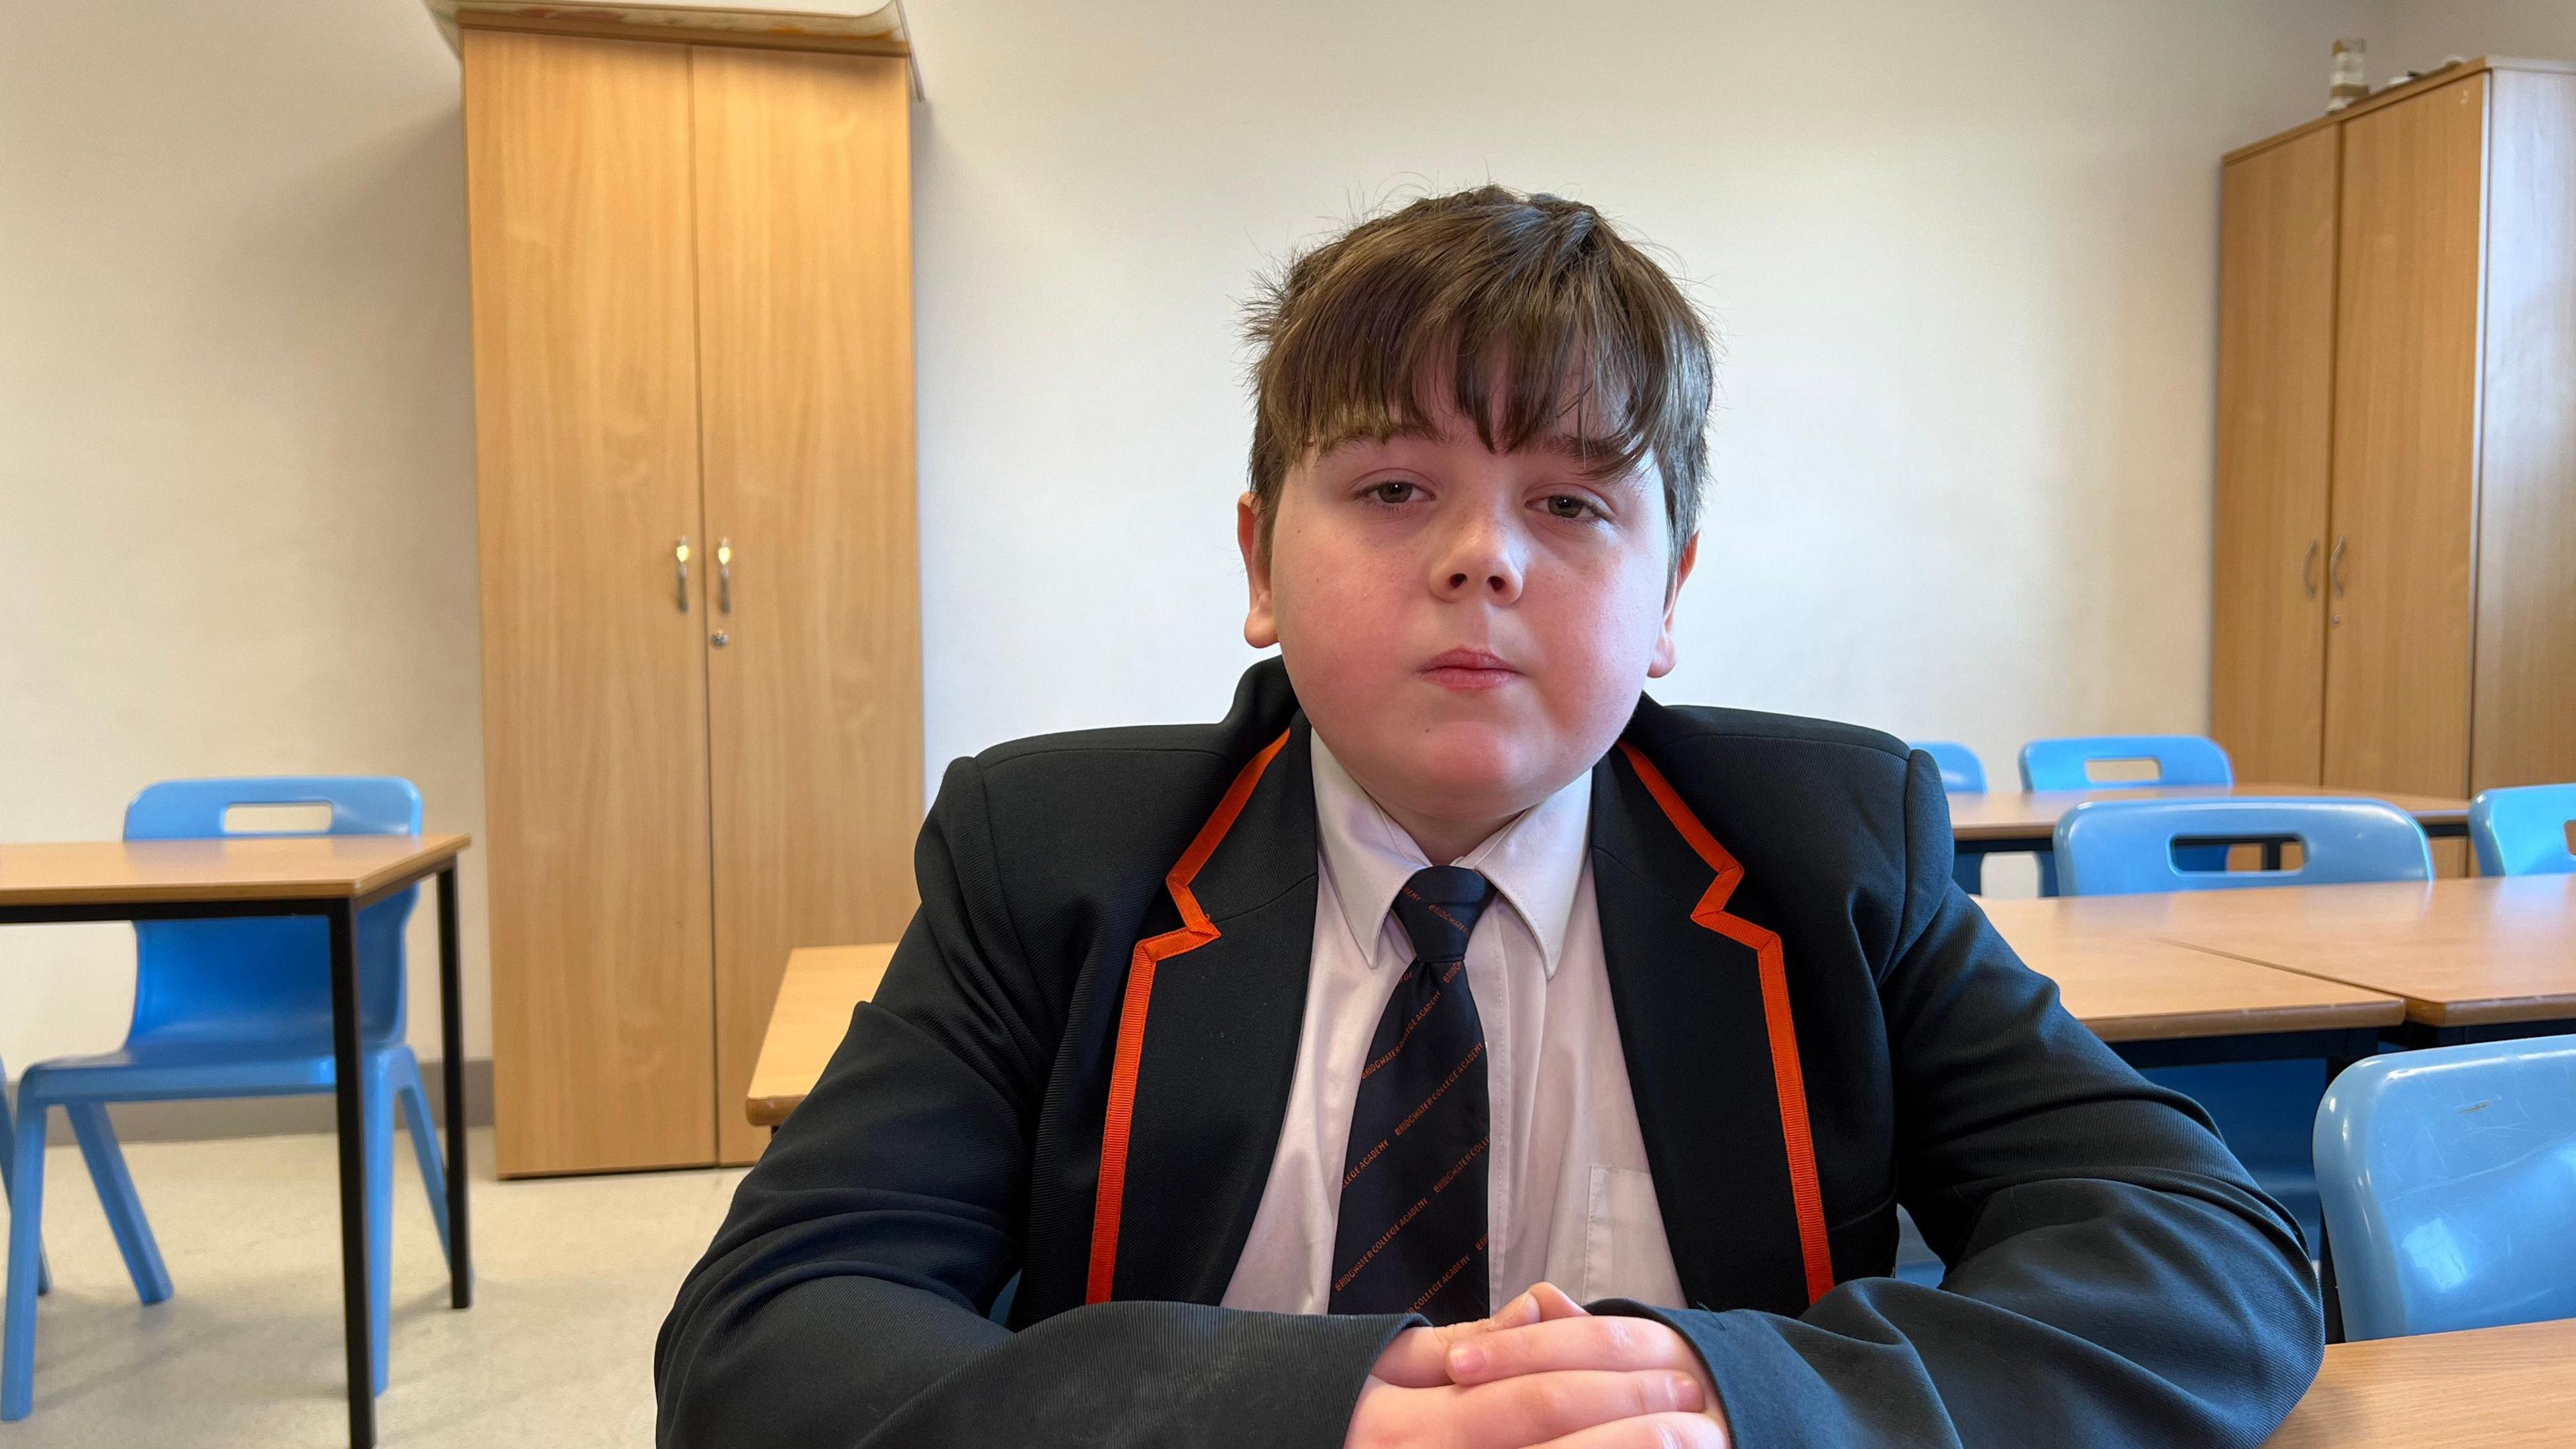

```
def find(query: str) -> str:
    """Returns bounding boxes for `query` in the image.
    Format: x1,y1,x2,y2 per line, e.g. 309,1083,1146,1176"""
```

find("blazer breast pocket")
1581,1165,1666,1303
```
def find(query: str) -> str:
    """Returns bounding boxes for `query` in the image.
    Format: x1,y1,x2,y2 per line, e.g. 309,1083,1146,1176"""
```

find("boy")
657,186,2322,1448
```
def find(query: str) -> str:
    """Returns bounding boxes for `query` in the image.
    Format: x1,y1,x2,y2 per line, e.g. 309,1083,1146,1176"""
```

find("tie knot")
1391,866,1497,967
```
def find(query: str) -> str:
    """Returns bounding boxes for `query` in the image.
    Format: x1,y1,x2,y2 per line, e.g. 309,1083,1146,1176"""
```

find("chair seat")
20,1038,410,1105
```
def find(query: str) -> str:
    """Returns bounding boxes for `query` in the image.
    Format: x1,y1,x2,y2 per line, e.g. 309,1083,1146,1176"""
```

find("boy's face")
1238,391,1697,847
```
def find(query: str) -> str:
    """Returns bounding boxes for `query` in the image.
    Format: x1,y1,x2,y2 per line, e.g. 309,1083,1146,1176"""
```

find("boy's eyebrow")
1348,421,1644,474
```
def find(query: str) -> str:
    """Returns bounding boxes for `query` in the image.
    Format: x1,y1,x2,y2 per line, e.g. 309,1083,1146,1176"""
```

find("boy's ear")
1238,491,1280,649
1647,531,1698,679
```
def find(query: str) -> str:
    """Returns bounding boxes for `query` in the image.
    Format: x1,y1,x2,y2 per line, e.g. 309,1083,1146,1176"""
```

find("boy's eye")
1362,480,1420,505
1542,494,1601,521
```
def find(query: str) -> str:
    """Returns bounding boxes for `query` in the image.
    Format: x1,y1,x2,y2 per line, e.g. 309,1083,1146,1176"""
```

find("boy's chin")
1385,729,1574,814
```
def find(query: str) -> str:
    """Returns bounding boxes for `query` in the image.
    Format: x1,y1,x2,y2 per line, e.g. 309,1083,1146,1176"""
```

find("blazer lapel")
1093,722,1320,1305
1591,742,1834,1316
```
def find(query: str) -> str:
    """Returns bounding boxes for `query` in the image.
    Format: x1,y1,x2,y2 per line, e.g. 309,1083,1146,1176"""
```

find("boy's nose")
1442,568,1517,598
1434,537,1524,602
1429,506,1526,602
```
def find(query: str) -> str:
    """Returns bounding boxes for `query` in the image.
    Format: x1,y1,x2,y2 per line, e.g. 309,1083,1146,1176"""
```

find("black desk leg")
328,902,376,1449
2318,1224,2344,1344
437,865,474,1309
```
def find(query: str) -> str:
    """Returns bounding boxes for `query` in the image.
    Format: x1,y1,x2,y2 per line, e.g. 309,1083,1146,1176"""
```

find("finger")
1528,1411,1732,1449
1446,1316,1689,1385
1529,1281,1590,1320
1372,1294,1542,1387
1455,1368,1704,1448
1368,1328,1454,1389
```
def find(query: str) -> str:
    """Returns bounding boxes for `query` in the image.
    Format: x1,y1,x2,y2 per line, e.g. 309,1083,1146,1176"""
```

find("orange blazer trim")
1086,728,1295,1305
1616,741,1835,1306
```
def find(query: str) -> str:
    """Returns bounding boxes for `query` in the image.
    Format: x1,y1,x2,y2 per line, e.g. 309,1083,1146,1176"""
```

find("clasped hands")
1344,1283,1731,1449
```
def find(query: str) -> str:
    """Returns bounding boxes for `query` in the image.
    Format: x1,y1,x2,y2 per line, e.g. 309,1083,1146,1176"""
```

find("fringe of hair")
1243,186,1713,566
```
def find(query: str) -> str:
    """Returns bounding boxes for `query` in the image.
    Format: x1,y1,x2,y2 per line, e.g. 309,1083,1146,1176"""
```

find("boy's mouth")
1419,648,1520,692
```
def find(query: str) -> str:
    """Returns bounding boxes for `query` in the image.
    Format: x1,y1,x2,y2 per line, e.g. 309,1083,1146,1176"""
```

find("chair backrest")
2018,734,2233,792
2053,796,2432,896
124,777,423,1046
1910,741,1986,794
2468,784,2576,876
2314,1034,2576,1340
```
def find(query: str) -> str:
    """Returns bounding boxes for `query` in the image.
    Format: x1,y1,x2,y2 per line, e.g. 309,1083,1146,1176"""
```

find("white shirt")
1220,736,1685,1313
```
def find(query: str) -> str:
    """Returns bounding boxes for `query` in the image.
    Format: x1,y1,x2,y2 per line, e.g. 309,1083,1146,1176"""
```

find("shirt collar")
1309,731,1592,979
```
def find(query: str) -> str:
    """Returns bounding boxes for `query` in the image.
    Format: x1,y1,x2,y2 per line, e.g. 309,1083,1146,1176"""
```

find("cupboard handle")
675,537,692,613
2329,537,2347,599
2302,540,2319,600
716,539,733,615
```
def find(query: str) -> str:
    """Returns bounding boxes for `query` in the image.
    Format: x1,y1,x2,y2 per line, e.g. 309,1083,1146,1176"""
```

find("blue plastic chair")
1911,741,1987,895
3,778,451,1419
2314,1034,2576,1340
2052,796,2434,897
2020,734,2233,895
2052,796,2432,1267
0,1070,44,1299
2468,784,2576,876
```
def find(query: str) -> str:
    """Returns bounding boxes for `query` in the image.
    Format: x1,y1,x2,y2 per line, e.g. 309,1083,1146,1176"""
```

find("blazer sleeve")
653,757,1410,1449
1599,749,2324,1449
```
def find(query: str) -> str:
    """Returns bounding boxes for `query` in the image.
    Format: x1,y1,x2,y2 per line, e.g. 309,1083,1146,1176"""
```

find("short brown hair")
1243,186,1713,568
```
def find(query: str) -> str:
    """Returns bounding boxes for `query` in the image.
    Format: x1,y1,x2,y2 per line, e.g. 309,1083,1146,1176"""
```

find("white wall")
5,0,2473,1072
0,1,482,1068
2385,0,2576,76
900,0,2383,888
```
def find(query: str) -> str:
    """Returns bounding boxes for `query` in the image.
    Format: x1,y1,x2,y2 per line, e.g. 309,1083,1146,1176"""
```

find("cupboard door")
690,47,922,1164
2322,74,2486,835
465,30,719,1175
2212,127,2339,786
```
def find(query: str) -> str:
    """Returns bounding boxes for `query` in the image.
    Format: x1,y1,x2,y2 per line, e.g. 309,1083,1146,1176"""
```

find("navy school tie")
1328,865,1497,1324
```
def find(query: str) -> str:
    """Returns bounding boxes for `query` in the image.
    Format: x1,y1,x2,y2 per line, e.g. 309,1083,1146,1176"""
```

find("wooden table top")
2264,1316,2576,1447
1947,783,2470,843
0,835,472,907
747,943,895,1127
2127,875,2576,1027
1979,897,2405,1041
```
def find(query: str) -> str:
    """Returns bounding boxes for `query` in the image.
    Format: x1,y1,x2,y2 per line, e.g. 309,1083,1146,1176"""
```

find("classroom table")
747,943,896,1128
2263,1316,2576,1447
1947,783,2471,862
2006,876,2576,1046
0,835,474,1449
743,928,2402,1124
1978,897,2406,1069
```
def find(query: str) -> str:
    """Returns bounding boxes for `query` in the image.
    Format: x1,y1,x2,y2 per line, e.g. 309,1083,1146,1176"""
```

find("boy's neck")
1325,745,1523,864
1376,802,1515,868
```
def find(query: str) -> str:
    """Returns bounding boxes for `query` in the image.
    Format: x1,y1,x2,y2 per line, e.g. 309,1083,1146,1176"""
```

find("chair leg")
3,1102,48,1420
0,1077,51,1297
364,1057,395,1397
392,1057,450,1259
65,1104,171,1305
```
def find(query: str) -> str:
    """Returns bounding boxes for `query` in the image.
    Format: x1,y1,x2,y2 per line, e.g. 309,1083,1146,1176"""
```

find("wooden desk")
1981,897,2405,1044
1980,897,2404,1069
747,943,895,1128
2265,1316,2576,1447
0,835,473,1449
1948,784,2470,850
2137,876,2576,1033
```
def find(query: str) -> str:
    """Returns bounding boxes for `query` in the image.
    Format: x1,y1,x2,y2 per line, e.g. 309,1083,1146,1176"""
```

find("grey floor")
3,1128,743,1447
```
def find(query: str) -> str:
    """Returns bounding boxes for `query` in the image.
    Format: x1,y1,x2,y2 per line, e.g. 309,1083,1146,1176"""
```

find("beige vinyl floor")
2,1128,743,1447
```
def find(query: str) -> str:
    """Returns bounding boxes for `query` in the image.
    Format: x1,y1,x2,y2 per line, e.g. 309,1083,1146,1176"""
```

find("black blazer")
656,659,2322,1448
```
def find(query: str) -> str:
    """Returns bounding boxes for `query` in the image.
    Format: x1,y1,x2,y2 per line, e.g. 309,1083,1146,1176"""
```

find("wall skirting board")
13,1059,494,1145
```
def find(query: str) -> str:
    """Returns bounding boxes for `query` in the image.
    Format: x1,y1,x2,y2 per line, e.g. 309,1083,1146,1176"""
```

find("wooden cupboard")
2212,58,2576,873
454,9,921,1174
